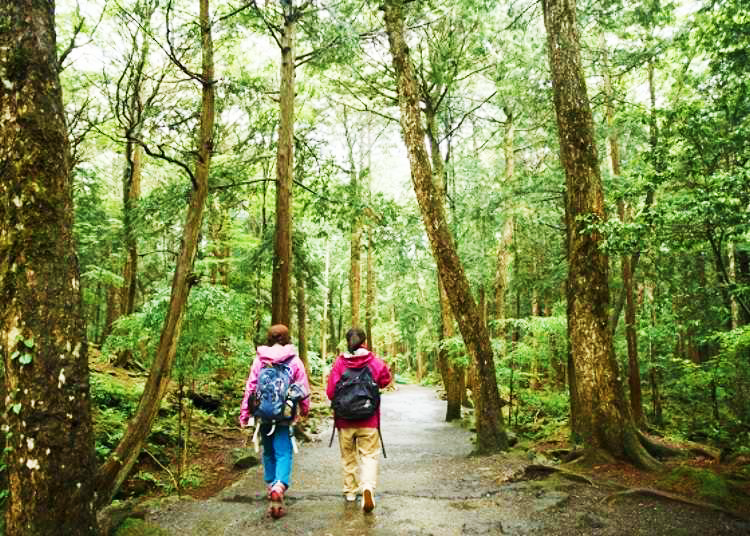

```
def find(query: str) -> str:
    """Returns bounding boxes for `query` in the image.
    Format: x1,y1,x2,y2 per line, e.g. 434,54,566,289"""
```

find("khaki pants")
337,427,380,495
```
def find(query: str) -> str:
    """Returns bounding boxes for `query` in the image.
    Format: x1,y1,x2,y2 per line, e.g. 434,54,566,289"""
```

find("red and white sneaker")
269,482,286,519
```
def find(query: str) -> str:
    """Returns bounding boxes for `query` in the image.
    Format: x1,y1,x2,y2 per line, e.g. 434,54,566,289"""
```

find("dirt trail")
142,384,750,535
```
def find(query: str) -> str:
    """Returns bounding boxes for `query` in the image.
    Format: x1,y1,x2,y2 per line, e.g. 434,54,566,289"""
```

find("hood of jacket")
340,347,375,368
256,343,298,365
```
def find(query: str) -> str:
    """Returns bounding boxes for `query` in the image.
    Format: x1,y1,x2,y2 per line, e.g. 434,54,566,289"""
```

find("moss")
661,466,732,504
6,46,30,83
113,518,170,536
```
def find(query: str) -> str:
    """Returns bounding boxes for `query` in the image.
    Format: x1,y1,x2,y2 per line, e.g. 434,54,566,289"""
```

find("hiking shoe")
362,488,375,513
269,482,285,502
269,482,286,519
345,492,357,502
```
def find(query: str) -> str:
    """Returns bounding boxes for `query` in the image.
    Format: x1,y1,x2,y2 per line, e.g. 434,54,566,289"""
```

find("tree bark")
494,108,516,337
95,0,215,505
296,278,309,376
365,226,375,352
350,223,362,327
0,2,99,532
383,0,508,452
426,108,465,421
271,3,296,326
542,0,658,469
603,42,645,427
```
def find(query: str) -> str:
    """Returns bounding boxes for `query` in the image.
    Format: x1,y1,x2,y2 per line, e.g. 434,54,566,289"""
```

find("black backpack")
331,366,380,420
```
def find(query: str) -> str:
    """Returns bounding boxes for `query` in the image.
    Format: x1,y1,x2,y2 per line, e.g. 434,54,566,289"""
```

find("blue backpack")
253,358,304,424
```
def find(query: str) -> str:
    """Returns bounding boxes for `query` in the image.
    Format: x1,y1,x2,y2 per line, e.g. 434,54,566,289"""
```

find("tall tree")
0,1,99,532
111,0,162,367
95,0,215,504
382,0,508,452
269,0,296,325
541,0,658,468
601,40,645,427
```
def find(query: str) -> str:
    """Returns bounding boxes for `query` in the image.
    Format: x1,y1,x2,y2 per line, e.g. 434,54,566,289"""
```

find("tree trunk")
101,282,121,344
350,223,362,327
729,241,739,330
209,198,230,286
296,279,309,376
542,0,658,469
365,226,375,352
121,140,142,320
321,245,329,364
271,4,296,326
603,42,645,427
494,110,515,337
426,108,465,420
383,0,508,453
95,0,215,505
0,2,99,532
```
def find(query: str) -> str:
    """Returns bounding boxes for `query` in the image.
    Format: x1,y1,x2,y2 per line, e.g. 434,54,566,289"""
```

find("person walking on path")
239,324,310,518
327,327,392,513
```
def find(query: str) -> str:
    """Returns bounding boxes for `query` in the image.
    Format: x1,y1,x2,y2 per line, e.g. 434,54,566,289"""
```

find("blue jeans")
260,423,293,488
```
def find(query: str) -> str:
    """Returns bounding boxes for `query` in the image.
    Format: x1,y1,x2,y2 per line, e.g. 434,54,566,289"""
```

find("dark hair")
346,327,366,353
266,324,290,346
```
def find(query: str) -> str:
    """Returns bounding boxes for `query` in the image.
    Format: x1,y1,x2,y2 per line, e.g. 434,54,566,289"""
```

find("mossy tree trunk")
383,0,508,453
542,0,658,469
95,0,215,505
0,2,99,533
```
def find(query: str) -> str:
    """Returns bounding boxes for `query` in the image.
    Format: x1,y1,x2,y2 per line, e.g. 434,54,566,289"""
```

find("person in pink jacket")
326,327,392,513
239,324,310,518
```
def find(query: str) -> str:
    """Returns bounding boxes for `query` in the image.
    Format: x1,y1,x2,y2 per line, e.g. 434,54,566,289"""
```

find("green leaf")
11,404,21,414
24,337,34,349
19,353,32,365
10,350,19,360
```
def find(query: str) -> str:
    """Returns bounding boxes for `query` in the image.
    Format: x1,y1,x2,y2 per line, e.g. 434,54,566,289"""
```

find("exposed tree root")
636,429,687,459
604,487,750,522
522,464,595,486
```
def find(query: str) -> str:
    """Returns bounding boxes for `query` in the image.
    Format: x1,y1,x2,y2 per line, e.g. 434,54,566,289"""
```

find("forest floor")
111,383,750,536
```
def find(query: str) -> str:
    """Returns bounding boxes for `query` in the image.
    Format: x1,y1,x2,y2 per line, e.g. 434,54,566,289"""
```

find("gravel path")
142,384,750,535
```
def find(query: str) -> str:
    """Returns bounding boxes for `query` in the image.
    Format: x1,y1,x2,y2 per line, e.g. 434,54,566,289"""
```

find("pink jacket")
239,344,310,426
326,348,392,429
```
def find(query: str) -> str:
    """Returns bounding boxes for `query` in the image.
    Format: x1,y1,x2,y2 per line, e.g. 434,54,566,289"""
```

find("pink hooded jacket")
239,343,310,426
326,348,392,429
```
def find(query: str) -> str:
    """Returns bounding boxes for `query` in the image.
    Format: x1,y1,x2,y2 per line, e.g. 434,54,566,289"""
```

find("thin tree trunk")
350,224,361,327
365,226,375,352
383,0,508,452
0,2,99,532
729,241,739,329
297,279,309,376
494,109,515,337
271,4,295,326
542,0,658,469
603,41,645,427
321,244,329,364
95,0,215,504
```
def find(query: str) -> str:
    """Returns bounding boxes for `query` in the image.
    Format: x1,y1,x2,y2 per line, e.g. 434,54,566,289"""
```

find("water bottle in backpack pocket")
331,366,380,420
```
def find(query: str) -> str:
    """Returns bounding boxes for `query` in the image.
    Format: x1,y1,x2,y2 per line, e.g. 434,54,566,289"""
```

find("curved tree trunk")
0,2,99,533
271,4,295,326
383,0,508,453
95,0,215,505
542,0,658,469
